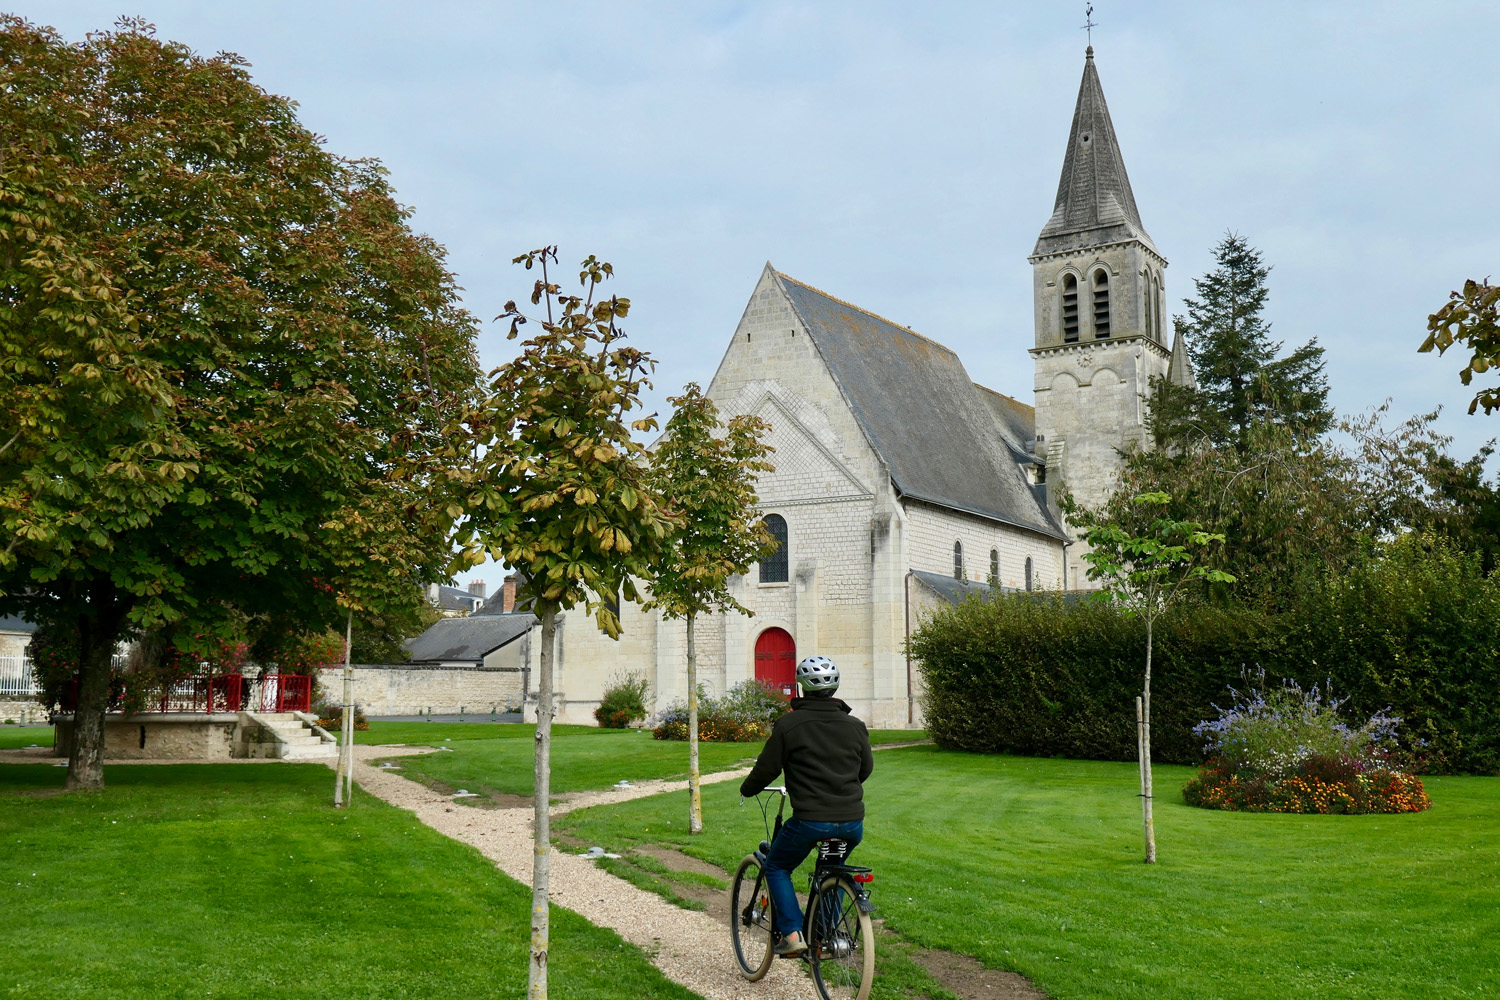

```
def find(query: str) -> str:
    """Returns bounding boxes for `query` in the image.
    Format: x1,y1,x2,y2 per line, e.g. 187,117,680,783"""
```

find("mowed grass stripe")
556,746,1500,1000
1,763,700,1000
372,722,926,798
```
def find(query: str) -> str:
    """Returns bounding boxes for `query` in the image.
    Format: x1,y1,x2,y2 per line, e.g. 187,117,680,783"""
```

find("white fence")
0,655,39,698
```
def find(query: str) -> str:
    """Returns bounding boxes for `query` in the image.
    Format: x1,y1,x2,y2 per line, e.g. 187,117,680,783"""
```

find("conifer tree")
1160,233,1331,449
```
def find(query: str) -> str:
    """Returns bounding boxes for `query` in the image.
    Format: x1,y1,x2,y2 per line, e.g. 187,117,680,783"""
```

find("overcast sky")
17,2,1500,589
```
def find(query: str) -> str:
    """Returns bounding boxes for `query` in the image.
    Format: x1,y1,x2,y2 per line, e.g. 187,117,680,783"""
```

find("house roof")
774,270,1066,540
1034,47,1157,258
0,614,36,634
911,569,998,605
403,614,536,663
433,584,485,614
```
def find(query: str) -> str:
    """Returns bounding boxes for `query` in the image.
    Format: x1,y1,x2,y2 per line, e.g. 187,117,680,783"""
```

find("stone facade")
548,265,1069,730
53,714,239,760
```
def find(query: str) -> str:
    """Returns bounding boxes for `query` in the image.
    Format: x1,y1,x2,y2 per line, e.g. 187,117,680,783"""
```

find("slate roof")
1034,47,1157,258
1167,326,1198,389
911,569,999,605
403,614,536,663
0,614,37,634
433,584,485,615
972,382,1038,460
774,271,1066,540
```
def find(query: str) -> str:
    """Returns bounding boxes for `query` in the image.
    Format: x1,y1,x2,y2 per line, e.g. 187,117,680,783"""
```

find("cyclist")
740,655,875,956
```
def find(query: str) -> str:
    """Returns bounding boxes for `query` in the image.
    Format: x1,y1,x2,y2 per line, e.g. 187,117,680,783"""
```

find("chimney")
468,579,487,601
502,574,518,614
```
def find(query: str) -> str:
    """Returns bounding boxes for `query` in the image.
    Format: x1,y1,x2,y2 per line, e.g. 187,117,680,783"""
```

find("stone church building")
536,47,1195,728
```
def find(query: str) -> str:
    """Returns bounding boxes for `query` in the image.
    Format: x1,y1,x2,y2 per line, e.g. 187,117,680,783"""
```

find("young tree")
1074,493,1233,863
456,248,672,1000
1421,278,1500,414
1159,233,1331,449
0,18,480,788
646,383,775,834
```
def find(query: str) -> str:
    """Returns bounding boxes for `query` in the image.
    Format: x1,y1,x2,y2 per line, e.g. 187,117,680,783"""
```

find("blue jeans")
762,817,863,938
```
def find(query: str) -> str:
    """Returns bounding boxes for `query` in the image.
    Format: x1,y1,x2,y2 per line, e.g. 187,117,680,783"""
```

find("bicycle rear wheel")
807,874,874,1000
730,854,775,980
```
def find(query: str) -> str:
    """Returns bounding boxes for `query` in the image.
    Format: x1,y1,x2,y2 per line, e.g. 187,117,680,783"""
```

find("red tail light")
852,872,874,883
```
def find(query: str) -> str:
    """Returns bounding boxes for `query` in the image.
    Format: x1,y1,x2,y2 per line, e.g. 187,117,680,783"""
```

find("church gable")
707,265,887,500
746,387,873,506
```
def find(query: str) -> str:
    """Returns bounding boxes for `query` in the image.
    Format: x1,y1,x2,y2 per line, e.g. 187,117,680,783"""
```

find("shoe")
774,934,808,956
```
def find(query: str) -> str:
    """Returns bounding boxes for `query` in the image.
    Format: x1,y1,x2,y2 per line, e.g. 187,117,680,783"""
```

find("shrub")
651,680,786,742
910,538,1500,773
1180,670,1430,813
595,672,651,729
716,679,791,725
313,699,368,732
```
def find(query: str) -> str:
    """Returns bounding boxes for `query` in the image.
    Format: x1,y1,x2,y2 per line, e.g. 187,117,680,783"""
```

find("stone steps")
234,711,338,760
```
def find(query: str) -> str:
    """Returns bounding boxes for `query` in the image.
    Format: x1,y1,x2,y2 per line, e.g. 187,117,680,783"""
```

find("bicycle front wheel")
730,854,775,980
807,874,875,1000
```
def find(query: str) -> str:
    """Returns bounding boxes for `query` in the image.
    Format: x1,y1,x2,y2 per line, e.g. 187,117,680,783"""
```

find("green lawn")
0,725,52,749
0,762,701,1000
557,746,1500,1000
374,722,927,798
385,728,762,798
355,720,604,745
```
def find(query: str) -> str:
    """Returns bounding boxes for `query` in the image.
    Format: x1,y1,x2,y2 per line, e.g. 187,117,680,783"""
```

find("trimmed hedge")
910,541,1500,774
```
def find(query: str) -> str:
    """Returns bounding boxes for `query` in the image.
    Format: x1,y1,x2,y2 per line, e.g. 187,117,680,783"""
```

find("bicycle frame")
751,787,876,931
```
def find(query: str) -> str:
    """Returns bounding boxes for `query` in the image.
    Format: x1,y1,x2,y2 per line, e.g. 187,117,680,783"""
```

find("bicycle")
731,785,876,1000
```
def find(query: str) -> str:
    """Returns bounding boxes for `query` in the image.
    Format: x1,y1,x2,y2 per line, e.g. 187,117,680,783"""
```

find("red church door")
754,628,797,697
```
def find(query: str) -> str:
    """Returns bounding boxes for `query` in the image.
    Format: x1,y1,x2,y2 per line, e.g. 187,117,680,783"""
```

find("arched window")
1156,273,1166,340
1143,273,1153,340
953,540,964,581
1061,273,1080,343
760,514,788,583
989,549,1000,586
1092,270,1111,338
1025,556,1035,592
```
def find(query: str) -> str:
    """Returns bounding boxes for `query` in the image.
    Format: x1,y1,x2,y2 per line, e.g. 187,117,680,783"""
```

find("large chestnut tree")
0,18,481,788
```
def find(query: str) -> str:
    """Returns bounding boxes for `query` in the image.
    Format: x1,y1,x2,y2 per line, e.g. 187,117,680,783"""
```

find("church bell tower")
1030,46,1177,531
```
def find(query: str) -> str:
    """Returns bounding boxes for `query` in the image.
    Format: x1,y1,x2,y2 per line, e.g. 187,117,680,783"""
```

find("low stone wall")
316,663,528,717
52,713,240,760
0,698,45,725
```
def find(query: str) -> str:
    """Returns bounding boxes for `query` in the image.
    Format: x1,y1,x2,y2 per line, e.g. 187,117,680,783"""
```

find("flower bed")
1182,670,1431,815
1183,757,1431,814
651,679,787,742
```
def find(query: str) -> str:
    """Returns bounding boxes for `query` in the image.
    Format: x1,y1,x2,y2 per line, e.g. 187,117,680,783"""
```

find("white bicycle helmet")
795,655,840,694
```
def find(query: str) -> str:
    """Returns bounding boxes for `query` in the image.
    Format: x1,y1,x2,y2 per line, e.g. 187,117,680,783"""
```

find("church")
530,47,1195,728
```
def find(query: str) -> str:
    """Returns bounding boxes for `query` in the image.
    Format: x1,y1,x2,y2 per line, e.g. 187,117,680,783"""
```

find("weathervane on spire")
1082,3,1097,46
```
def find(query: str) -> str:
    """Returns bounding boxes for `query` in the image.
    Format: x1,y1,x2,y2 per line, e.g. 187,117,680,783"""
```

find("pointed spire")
1167,325,1197,390
1034,48,1155,257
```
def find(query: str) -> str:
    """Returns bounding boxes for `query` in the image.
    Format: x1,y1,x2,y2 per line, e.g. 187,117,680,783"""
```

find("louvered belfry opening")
1092,270,1110,338
1062,273,1080,342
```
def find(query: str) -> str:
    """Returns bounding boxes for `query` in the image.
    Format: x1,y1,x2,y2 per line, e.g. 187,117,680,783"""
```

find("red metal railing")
156,674,244,713
258,674,312,713
58,672,314,714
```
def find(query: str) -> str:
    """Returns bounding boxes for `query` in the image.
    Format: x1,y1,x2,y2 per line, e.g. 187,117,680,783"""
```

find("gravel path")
346,745,813,999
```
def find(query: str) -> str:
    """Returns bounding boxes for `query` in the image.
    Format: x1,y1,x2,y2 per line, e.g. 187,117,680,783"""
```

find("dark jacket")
740,697,875,821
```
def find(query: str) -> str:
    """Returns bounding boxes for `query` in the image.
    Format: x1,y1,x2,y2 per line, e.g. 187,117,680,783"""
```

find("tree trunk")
686,611,702,835
529,605,557,1000
1140,622,1157,864
67,587,126,791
